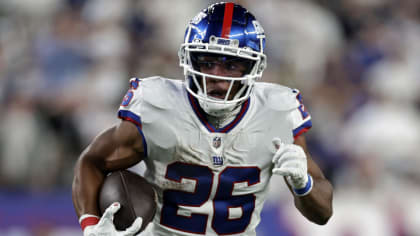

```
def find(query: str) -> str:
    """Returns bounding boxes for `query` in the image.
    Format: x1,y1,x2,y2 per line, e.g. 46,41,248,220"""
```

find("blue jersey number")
160,162,260,235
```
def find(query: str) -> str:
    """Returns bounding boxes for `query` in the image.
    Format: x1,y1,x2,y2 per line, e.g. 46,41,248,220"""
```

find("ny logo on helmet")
191,11,207,24
252,20,265,39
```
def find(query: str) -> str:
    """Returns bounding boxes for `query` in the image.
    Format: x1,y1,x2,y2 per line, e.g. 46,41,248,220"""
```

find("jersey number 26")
160,162,260,235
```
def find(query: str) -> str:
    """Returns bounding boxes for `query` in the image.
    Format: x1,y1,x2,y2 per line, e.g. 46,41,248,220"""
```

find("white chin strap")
197,91,239,117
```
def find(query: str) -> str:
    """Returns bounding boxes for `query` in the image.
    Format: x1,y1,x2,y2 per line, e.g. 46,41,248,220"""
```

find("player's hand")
272,138,313,195
83,202,143,236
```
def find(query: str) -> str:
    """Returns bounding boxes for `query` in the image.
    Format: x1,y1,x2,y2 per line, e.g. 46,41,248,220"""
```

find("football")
99,170,156,233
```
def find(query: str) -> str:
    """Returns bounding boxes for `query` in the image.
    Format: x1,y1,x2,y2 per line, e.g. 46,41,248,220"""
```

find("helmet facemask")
179,3,267,117
179,36,266,117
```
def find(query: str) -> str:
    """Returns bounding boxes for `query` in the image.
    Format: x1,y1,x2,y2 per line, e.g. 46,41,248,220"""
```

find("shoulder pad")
255,83,300,111
137,76,182,110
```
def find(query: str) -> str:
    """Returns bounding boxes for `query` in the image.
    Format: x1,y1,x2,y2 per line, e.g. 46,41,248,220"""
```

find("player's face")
195,55,249,100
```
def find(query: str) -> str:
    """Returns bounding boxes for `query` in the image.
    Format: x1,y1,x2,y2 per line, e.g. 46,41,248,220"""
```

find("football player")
72,2,333,236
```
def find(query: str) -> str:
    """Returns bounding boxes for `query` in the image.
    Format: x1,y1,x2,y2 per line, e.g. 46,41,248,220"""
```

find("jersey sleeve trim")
293,119,312,139
118,110,148,157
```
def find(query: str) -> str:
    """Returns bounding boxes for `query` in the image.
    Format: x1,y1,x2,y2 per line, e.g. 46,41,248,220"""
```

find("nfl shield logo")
213,137,221,149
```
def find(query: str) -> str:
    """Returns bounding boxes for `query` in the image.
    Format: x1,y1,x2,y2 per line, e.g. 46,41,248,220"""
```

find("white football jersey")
118,77,311,236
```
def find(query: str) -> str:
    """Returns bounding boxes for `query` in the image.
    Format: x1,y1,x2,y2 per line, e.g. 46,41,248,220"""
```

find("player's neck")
206,105,241,129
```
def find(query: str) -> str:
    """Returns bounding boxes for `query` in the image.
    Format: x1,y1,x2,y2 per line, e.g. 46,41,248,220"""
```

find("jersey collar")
188,93,250,133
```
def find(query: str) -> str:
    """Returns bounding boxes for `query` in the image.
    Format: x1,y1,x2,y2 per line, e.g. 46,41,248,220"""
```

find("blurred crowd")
0,0,420,235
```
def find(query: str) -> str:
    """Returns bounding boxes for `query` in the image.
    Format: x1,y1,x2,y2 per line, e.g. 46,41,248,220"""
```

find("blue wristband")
293,174,313,196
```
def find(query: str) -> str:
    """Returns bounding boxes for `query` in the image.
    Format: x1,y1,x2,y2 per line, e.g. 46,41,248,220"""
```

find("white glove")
272,138,313,196
83,202,143,236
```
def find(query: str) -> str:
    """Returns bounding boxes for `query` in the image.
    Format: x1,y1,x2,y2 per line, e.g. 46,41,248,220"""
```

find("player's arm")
290,135,333,224
272,135,333,225
72,120,144,219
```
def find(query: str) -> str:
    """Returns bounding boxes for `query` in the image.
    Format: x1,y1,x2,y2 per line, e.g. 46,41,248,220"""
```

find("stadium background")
1,0,420,235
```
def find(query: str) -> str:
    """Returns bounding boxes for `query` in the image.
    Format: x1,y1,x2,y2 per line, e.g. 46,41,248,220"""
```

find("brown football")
99,170,156,233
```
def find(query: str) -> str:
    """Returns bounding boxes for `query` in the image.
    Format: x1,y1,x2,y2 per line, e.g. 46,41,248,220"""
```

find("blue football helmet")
179,2,267,117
